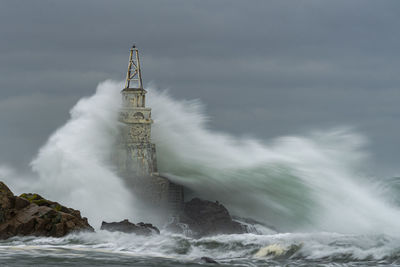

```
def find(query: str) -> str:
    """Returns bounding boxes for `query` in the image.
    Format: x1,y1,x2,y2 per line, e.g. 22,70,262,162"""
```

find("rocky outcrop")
101,219,160,235
0,182,94,239
167,198,248,237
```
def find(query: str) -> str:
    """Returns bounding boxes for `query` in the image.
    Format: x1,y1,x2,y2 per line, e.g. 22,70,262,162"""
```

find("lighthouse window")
133,112,144,119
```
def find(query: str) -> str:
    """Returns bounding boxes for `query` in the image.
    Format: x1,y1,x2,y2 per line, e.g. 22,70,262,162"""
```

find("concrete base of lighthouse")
116,171,184,225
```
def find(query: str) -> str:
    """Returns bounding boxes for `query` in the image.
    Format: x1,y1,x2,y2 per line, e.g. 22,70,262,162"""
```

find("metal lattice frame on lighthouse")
125,45,143,89
115,45,184,222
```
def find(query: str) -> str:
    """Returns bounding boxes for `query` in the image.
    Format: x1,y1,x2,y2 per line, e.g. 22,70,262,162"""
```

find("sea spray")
7,80,400,234
30,80,137,226
147,87,400,233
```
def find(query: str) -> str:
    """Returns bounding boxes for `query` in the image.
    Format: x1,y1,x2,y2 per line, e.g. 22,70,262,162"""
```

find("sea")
2,231,400,266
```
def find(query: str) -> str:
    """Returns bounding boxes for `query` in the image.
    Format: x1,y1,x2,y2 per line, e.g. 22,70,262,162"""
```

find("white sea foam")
1,231,400,263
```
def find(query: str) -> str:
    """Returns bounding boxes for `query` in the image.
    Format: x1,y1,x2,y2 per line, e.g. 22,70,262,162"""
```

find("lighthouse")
118,45,157,177
115,45,183,222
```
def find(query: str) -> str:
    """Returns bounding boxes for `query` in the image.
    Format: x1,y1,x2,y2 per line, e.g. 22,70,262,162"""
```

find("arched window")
133,112,145,120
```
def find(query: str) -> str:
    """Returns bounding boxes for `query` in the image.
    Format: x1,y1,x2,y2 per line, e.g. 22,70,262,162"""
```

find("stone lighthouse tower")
118,45,157,177
115,45,183,221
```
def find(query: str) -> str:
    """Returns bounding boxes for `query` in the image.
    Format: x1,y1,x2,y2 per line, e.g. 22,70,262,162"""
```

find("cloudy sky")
1,1,399,175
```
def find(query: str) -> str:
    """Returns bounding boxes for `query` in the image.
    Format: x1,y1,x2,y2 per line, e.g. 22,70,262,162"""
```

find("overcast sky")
1,0,400,175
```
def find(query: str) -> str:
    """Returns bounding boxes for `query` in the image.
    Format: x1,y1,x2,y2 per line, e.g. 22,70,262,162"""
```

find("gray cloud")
1,0,400,174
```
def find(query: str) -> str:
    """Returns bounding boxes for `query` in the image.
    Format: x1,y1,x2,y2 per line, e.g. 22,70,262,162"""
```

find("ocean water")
2,80,400,266
2,231,400,266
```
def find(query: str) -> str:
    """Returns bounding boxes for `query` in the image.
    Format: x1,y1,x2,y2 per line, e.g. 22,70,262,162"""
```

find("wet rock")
100,219,160,235
168,198,248,237
0,181,94,239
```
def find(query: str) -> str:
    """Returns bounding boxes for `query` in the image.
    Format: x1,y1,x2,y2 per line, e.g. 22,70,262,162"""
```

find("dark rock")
0,181,94,239
200,256,219,264
19,193,82,218
168,198,248,237
14,197,30,210
100,219,160,235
